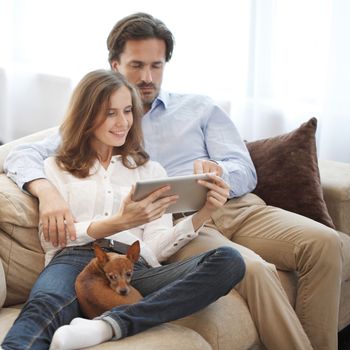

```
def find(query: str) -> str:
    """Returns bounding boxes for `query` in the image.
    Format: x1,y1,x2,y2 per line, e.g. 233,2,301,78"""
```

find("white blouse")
40,156,199,266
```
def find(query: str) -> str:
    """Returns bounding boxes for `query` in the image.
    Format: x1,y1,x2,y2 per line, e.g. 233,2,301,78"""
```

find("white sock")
49,318,113,350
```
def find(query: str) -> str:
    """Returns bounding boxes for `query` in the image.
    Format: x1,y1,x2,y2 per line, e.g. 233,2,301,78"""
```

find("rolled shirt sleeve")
4,130,61,191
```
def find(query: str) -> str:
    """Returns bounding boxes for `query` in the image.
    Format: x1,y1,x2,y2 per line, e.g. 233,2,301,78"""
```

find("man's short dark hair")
107,13,174,65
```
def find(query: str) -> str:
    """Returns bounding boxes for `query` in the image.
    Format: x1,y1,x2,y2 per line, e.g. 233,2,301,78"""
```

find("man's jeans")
2,246,244,350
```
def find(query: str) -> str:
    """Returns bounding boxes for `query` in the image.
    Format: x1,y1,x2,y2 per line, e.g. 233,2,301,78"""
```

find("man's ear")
111,60,119,72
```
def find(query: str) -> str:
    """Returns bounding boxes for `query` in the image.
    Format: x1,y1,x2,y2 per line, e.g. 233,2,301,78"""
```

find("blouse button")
187,234,192,238
107,190,112,194
104,212,109,216
173,243,178,247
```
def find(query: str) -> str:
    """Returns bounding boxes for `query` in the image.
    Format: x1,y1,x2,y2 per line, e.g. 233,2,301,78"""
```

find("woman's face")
92,85,133,155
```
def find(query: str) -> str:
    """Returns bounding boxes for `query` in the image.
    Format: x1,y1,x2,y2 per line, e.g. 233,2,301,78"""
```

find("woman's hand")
116,185,178,227
87,185,178,239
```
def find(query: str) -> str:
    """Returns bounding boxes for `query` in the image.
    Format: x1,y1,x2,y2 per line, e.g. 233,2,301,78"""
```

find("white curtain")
234,0,350,163
0,0,349,162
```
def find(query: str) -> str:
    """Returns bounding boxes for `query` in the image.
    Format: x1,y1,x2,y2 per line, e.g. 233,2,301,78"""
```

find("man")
4,13,341,350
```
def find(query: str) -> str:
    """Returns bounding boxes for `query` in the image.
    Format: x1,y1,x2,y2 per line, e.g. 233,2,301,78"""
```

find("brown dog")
75,240,143,319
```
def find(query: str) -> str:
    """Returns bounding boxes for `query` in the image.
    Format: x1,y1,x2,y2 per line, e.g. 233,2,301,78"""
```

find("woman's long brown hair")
56,70,149,178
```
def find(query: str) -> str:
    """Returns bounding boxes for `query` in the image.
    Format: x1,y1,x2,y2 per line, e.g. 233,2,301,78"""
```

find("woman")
1,70,245,350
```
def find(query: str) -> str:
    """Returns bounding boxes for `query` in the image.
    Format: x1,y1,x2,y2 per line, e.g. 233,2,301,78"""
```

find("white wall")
1,0,350,162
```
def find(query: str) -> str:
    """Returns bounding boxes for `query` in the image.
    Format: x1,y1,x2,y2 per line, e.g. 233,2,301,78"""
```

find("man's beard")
137,82,158,105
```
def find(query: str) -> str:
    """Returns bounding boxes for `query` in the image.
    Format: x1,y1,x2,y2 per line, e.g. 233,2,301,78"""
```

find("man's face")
111,38,166,110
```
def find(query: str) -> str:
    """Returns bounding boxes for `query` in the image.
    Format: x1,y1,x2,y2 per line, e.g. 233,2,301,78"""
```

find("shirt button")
173,243,178,247
107,190,112,194
104,213,109,216
111,160,115,164
187,234,192,238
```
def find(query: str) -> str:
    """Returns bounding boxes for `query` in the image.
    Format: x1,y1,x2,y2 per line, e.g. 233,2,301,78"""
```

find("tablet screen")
132,173,211,214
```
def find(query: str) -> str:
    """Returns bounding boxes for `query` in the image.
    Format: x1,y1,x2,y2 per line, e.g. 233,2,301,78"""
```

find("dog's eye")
108,273,118,281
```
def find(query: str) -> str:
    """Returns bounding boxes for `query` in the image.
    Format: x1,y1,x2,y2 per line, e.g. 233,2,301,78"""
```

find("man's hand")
26,179,76,247
198,174,230,211
193,159,223,177
192,174,230,230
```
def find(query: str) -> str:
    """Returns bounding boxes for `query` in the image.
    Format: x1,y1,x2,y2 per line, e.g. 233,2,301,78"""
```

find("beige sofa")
1,128,350,350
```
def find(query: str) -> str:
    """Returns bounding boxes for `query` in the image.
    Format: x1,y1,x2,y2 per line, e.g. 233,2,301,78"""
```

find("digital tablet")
132,173,212,214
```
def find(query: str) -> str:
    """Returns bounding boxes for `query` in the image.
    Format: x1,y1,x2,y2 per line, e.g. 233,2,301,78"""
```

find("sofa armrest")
319,159,350,235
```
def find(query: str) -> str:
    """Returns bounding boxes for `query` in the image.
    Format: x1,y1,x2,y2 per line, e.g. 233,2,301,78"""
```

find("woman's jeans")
2,246,245,350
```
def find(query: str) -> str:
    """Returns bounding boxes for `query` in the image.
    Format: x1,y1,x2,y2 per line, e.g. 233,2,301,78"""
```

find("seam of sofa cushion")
213,322,219,350
0,190,16,276
0,228,14,277
0,183,39,231
0,258,7,307
0,190,32,224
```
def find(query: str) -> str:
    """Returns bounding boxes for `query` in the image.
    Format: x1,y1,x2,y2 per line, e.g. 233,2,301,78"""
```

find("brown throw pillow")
246,117,335,228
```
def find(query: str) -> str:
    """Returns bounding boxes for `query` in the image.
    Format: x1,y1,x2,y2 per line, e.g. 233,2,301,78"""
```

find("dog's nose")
119,288,128,295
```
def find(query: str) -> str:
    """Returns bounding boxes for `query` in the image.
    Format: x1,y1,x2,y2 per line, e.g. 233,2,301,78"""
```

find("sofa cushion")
173,291,260,350
0,309,212,350
246,117,335,228
0,174,44,306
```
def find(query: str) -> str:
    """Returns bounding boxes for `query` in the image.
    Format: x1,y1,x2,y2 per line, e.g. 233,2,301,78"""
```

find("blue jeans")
2,246,245,350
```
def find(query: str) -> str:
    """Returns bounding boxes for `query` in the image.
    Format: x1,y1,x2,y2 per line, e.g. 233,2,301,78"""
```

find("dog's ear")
127,240,140,263
93,243,109,266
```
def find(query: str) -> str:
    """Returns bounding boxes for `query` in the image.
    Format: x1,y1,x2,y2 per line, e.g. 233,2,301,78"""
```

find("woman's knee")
215,246,246,286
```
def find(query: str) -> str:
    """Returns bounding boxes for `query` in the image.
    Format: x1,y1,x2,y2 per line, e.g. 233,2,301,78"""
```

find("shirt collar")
150,90,169,111
90,155,123,174
158,90,169,108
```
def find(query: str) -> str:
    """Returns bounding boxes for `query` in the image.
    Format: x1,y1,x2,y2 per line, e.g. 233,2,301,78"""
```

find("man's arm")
203,103,257,198
4,131,61,190
4,131,76,245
